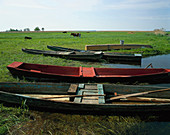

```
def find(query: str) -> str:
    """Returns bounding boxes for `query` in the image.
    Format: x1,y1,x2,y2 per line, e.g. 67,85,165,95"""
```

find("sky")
0,0,170,31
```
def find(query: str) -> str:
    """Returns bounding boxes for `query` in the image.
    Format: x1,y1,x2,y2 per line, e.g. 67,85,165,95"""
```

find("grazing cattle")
25,36,32,39
70,33,81,37
63,31,67,33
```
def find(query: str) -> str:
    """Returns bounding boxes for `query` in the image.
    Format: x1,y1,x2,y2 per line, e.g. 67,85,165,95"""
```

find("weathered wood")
108,88,170,101
22,48,103,61
85,44,153,51
84,85,97,90
1,82,170,114
67,84,78,94
41,94,105,99
97,84,105,104
121,97,170,103
7,61,170,84
79,84,85,89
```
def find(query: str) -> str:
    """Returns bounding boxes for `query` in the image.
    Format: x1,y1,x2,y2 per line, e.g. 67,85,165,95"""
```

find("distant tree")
24,28,30,31
42,28,44,31
34,27,40,31
9,28,19,31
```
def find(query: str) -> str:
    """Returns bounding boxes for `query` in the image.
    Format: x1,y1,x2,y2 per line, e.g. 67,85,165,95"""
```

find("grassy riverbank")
0,31,170,134
0,31,170,82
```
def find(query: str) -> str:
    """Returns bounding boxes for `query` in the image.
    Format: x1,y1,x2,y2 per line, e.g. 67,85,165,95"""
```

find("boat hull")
7,62,170,84
0,82,170,115
22,48,103,61
85,44,153,51
47,45,142,63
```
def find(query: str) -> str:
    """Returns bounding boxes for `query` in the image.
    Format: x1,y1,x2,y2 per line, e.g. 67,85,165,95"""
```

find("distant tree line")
6,27,44,32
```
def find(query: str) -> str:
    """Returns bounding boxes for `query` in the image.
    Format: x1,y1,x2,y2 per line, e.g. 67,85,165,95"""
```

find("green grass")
0,31,170,82
0,31,170,134
0,104,29,135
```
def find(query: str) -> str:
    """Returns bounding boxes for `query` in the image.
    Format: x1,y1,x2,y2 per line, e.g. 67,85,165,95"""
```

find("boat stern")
7,61,23,68
166,69,170,76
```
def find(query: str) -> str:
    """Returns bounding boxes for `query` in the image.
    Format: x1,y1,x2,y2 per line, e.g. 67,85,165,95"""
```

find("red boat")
7,61,170,84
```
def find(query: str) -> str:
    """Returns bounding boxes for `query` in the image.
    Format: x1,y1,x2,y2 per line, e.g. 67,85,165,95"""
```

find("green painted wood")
79,84,85,89
74,89,83,103
97,84,105,104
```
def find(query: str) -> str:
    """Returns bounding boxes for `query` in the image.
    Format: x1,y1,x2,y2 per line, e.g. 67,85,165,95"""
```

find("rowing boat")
22,48,103,61
47,45,142,63
85,44,153,51
7,62,170,84
0,82,170,114
47,45,89,52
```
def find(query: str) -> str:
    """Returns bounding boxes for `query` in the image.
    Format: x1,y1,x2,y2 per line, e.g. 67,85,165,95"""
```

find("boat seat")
58,51,75,55
67,84,78,94
74,84,105,104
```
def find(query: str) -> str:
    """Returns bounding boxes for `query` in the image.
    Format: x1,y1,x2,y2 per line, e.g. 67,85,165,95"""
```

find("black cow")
70,33,81,37
25,36,32,39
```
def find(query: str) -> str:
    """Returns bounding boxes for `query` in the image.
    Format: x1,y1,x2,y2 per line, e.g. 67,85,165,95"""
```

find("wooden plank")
67,84,78,94
82,67,96,77
83,97,98,100
79,84,85,89
84,85,97,90
97,84,105,104
82,99,98,104
121,97,170,103
108,88,170,101
83,91,98,95
74,90,83,103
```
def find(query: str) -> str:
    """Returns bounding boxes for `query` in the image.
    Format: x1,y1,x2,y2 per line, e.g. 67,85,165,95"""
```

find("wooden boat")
47,45,89,52
0,82,170,114
85,44,153,51
102,53,142,63
7,62,170,84
22,48,103,61
47,45,142,63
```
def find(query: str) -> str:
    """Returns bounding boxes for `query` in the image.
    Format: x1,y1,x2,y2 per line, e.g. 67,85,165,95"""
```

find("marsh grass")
0,103,29,135
0,31,170,134
7,111,145,135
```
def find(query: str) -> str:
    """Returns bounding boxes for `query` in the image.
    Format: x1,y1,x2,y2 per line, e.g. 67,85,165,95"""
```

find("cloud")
104,0,170,10
2,0,101,11
3,0,52,9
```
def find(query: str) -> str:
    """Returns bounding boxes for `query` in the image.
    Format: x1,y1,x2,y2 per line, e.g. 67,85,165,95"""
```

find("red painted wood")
7,61,23,68
7,61,170,83
82,67,96,77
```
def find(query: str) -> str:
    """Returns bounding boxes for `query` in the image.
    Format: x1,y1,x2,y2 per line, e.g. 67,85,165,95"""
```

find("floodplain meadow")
0,31,170,134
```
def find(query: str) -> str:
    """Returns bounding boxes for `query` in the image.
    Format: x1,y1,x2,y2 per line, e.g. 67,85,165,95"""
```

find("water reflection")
104,54,170,69
104,54,170,87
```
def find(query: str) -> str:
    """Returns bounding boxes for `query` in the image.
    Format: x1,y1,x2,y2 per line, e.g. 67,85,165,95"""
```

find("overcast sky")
0,0,170,31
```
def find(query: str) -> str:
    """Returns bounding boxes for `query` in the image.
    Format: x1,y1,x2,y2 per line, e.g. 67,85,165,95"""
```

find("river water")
104,54,170,87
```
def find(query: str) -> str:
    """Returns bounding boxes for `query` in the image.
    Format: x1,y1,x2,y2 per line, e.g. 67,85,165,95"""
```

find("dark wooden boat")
47,45,89,52
102,53,142,63
85,44,153,51
7,62,170,84
47,45,142,63
0,82,170,114
22,48,103,61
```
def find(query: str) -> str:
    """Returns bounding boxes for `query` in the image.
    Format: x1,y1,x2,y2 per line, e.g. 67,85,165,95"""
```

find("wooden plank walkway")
74,84,105,104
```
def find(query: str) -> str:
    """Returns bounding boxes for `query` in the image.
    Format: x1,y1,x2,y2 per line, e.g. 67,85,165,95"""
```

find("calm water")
104,54,170,87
